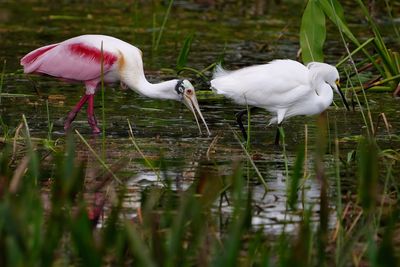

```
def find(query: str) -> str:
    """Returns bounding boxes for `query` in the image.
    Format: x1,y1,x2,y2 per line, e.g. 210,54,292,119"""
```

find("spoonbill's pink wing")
21,42,118,82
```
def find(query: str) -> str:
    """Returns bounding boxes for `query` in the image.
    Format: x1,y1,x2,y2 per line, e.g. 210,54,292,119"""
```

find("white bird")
21,34,210,135
210,59,349,143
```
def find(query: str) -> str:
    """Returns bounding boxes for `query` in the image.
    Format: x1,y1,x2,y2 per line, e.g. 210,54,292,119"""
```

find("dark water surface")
1,0,400,234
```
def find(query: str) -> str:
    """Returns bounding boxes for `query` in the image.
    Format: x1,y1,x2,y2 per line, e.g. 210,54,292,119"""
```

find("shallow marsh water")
1,0,400,235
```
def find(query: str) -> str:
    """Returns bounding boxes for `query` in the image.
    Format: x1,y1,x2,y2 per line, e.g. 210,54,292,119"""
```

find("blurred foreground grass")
0,118,399,267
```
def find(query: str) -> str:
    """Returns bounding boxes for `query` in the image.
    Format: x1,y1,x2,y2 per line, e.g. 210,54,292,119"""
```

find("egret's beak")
183,92,211,136
335,81,350,111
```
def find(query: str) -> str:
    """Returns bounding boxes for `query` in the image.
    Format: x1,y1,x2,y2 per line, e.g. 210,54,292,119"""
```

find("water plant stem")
303,124,308,179
75,129,122,184
336,38,374,68
22,114,39,185
246,104,251,149
301,124,309,210
328,0,374,136
22,114,32,149
152,13,157,51
127,119,161,182
343,68,370,135
45,99,53,141
0,59,5,105
100,41,106,160
279,126,289,179
232,129,268,191
384,0,400,39
153,0,174,52
333,124,344,266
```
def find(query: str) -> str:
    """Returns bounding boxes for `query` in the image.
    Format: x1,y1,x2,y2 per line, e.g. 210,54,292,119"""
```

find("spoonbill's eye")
186,89,193,95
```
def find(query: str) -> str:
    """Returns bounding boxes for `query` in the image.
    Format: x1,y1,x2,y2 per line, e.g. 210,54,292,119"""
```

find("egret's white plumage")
211,59,348,125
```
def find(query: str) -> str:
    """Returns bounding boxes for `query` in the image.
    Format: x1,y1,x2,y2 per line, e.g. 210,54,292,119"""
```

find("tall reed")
0,60,6,105
153,0,174,52
100,41,106,159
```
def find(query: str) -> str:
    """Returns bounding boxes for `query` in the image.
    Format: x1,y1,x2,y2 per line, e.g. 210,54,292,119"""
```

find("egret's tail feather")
213,64,229,79
268,117,278,126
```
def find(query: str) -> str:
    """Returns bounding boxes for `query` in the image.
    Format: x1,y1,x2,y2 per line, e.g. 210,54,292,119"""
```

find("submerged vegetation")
1,0,400,266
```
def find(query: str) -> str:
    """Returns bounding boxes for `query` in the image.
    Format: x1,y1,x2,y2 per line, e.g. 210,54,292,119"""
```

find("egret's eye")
335,79,340,85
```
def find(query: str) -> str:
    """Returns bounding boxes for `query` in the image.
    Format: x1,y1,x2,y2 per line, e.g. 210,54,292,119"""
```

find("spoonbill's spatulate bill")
210,59,349,143
20,34,210,135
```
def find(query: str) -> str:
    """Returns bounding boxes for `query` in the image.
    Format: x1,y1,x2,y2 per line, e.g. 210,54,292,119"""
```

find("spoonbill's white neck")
123,75,179,101
120,73,211,136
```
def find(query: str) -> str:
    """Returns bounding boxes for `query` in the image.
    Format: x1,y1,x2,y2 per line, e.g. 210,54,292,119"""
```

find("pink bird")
21,34,210,135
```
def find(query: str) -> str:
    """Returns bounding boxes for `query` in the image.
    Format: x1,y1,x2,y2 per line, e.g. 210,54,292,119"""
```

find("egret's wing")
211,60,312,107
21,40,118,81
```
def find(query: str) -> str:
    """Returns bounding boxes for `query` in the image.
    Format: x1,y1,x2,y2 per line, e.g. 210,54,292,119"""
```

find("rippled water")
1,0,399,234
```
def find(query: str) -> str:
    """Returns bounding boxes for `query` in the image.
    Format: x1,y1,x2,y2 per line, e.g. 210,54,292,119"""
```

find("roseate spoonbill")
210,59,349,144
20,34,210,135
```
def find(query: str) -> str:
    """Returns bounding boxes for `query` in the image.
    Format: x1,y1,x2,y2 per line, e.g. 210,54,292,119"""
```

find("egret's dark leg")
274,126,281,146
235,107,258,141
235,109,248,140
87,94,101,134
64,94,89,132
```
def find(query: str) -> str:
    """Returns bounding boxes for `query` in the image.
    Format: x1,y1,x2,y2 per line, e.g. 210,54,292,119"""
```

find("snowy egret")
210,59,349,143
21,34,210,135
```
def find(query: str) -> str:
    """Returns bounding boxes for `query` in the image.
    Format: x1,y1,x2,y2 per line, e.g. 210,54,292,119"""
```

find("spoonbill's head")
175,79,211,136
308,62,349,111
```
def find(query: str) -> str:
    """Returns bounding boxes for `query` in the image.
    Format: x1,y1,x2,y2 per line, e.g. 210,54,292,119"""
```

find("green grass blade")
357,137,378,213
127,119,161,182
279,127,289,179
232,130,268,191
75,130,122,184
336,38,374,68
317,0,359,46
176,34,194,71
288,145,305,210
212,167,248,267
125,222,157,267
300,0,326,63
100,41,106,160
45,99,53,142
154,0,174,52
0,60,6,105
69,209,102,267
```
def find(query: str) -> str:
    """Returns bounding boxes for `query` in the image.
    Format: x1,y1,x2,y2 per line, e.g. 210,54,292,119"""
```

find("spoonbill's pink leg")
64,94,89,132
87,94,101,134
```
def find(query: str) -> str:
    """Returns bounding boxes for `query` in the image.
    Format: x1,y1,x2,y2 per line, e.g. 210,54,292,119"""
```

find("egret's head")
175,79,211,136
308,62,349,111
